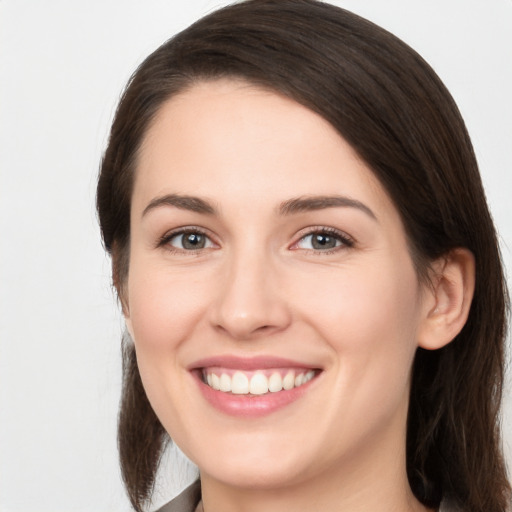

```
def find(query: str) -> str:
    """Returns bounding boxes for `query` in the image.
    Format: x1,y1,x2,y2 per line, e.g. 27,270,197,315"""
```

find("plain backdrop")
1,1,511,511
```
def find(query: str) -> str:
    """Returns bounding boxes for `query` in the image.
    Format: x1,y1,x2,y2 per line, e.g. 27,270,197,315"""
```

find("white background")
1,1,511,511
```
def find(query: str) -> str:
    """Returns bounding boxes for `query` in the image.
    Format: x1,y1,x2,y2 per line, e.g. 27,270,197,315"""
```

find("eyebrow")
142,194,217,217
279,195,377,221
142,193,377,221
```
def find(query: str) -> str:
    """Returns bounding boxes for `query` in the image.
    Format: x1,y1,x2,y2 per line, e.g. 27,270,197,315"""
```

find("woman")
97,1,511,511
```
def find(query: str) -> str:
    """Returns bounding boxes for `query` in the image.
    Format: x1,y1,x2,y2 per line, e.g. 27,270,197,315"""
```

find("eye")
293,228,353,252
162,229,215,251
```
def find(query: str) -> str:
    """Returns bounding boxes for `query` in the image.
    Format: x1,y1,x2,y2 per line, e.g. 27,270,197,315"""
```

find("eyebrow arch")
142,194,217,217
279,195,377,221
142,193,377,221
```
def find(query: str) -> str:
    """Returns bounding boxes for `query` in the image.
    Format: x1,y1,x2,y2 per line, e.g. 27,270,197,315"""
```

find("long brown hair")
97,1,511,510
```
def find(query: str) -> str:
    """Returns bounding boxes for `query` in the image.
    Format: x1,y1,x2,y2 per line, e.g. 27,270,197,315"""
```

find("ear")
118,292,135,340
119,290,135,340
115,285,134,340
124,315,135,341
110,241,132,325
117,284,133,338
417,248,475,350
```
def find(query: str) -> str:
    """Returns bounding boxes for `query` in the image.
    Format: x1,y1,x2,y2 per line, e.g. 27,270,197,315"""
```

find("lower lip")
193,371,318,418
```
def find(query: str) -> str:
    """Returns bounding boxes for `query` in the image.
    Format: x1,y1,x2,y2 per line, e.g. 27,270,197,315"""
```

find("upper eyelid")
157,226,217,247
291,226,354,244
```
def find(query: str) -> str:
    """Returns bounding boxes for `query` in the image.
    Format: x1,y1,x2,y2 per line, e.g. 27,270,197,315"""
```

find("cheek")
295,260,422,449
299,257,420,338
294,255,422,390
126,259,212,354
125,259,215,429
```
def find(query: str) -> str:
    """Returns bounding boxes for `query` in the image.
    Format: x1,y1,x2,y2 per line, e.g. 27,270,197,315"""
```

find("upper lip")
188,355,320,371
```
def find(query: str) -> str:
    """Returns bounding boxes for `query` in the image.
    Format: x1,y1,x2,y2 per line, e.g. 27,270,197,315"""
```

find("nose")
210,248,292,341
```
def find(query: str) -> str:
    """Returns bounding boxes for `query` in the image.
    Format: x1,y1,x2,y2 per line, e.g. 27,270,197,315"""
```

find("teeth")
304,370,315,383
249,373,268,395
231,371,249,394
268,372,282,393
211,373,220,391
219,373,231,392
203,369,316,395
283,371,295,390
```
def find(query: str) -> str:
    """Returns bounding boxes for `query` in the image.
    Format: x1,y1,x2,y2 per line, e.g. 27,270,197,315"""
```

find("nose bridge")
211,239,290,339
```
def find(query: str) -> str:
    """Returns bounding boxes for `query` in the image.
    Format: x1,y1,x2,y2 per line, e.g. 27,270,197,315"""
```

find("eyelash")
291,226,354,254
157,227,216,254
157,226,354,254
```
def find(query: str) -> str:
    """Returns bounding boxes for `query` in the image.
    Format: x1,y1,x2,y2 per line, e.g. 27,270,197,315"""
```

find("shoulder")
154,480,201,512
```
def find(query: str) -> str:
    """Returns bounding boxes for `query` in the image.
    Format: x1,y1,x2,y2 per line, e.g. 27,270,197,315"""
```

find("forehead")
133,79,395,220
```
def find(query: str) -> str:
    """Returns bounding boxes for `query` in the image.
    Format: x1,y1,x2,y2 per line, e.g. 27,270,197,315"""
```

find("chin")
186,431,319,491
201,458,310,491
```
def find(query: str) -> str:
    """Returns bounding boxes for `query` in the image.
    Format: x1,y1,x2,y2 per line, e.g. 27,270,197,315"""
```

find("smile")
202,368,316,395
191,356,322,417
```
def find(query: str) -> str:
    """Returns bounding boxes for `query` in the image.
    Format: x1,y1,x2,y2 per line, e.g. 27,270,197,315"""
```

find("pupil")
183,233,205,249
312,234,336,250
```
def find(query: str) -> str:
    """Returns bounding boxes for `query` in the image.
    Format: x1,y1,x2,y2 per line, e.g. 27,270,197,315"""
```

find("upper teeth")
204,369,315,395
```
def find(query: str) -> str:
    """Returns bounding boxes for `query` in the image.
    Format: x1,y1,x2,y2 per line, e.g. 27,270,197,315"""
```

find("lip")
188,355,317,371
189,355,322,418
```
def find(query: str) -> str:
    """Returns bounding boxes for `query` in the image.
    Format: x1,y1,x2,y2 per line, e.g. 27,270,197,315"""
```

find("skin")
124,80,474,512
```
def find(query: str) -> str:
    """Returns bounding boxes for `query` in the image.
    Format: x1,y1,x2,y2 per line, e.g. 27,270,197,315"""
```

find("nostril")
213,321,284,341
209,281,293,340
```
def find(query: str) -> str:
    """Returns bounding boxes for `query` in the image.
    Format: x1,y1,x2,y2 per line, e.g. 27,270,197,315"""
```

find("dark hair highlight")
97,1,511,510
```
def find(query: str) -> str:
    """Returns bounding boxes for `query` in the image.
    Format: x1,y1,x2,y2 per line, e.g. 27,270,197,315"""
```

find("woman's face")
126,80,430,490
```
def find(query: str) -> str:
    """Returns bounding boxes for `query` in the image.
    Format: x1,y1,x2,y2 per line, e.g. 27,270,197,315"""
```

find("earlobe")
117,290,132,334
114,280,133,338
119,293,130,320
119,295,134,338
418,248,475,350
121,296,133,338
125,316,135,340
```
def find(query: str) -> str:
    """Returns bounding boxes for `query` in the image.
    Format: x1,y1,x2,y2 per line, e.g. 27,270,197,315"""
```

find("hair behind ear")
407,244,510,510
118,335,168,512
97,0,511,509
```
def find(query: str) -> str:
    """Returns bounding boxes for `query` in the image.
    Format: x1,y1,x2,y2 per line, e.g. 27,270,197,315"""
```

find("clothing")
155,480,454,512
155,481,201,512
